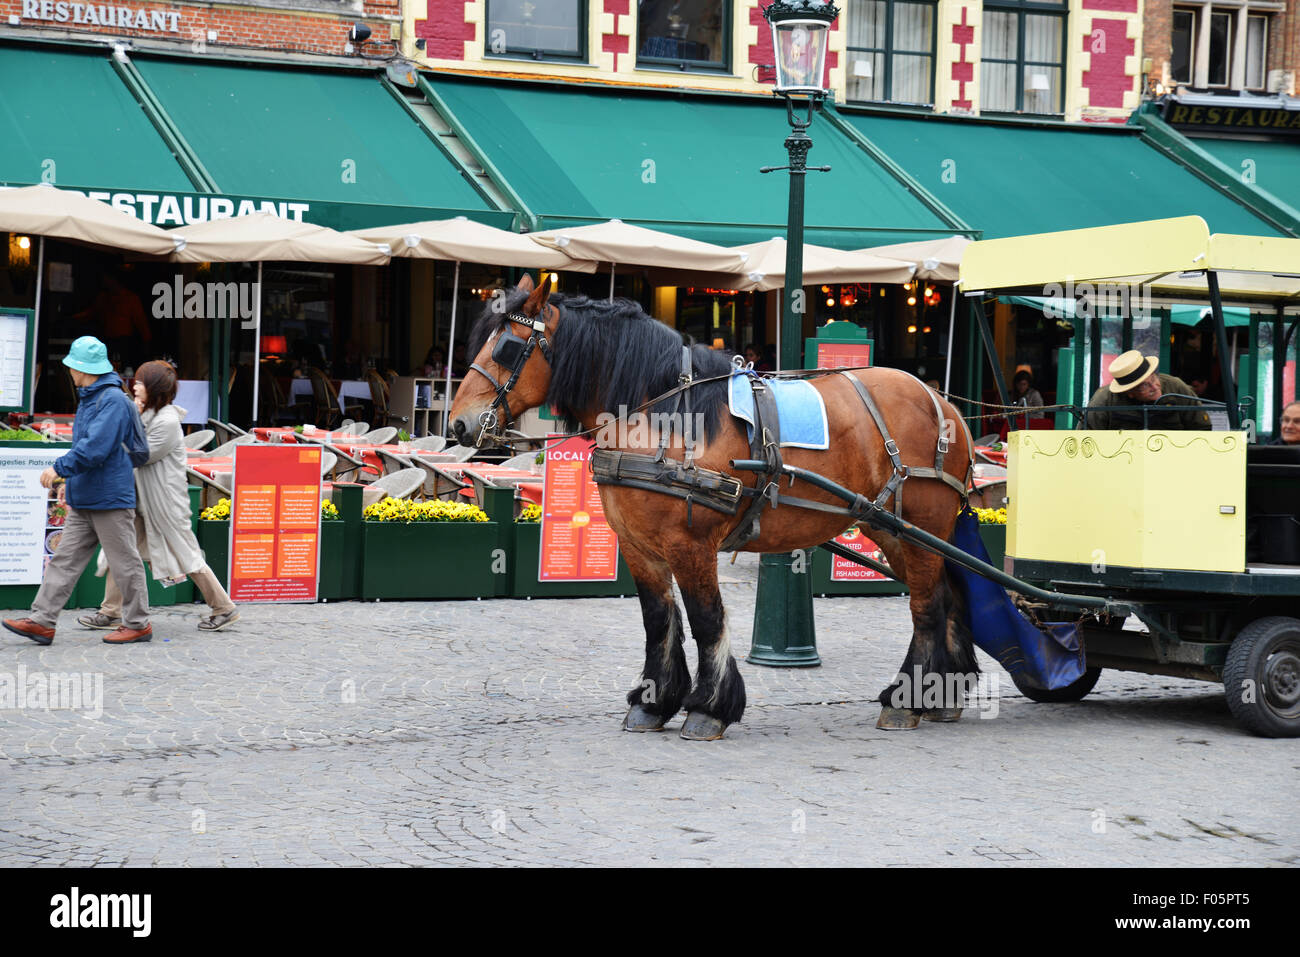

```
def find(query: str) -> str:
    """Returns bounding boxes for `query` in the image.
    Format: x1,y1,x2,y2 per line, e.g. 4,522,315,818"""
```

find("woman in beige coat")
78,361,240,632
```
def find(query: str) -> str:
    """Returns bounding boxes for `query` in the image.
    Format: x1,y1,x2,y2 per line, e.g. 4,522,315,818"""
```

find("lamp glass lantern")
764,1,839,96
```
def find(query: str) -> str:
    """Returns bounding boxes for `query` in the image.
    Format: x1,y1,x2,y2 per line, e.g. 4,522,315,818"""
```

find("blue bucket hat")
63,336,114,375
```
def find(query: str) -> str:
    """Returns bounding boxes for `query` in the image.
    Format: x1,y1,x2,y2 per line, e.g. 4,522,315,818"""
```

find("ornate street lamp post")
748,0,839,668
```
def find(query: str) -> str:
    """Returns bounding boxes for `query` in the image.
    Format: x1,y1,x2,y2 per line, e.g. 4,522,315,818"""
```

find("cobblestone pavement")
1,553,1295,867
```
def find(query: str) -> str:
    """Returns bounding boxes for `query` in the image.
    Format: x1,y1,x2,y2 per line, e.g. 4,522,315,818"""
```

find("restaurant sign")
19,0,181,31
1,183,515,233
1161,101,1300,139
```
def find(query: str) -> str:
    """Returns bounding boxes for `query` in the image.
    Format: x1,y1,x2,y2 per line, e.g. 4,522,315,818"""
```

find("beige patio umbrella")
859,235,971,282
169,212,391,265
729,237,916,291
0,183,179,256
0,184,181,412
351,216,598,429
531,219,750,298
168,213,390,425
861,235,973,391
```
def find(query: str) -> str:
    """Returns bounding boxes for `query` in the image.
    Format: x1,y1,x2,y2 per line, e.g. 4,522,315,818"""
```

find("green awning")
841,111,1289,239
1192,138,1300,215
0,45,193,191
132,57,493,212
428,78,953,248
1170,304,1251,327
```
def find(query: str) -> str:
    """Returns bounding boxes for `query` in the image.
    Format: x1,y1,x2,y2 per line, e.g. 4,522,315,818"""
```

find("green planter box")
0,440,72,448
197,520,231,590
810,545,908,596
509,522,636,598
0,584,40,612
361,520,501,600
978,524,1007,574
317,519,350,600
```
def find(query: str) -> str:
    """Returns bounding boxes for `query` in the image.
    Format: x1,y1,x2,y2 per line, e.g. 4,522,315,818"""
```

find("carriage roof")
958,216,1300,310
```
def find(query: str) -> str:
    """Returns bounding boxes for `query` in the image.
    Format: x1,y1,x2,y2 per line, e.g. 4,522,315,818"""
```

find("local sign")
1162,100,1300,138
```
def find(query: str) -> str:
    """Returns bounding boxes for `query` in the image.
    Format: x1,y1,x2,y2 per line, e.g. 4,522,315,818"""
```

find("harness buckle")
884,438,900,458
937,435,950,454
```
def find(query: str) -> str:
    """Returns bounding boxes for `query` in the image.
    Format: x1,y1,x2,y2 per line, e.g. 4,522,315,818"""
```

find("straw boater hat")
1108,350,1159,393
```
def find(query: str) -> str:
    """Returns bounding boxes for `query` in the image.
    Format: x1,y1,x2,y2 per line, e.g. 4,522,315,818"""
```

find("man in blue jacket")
4,336,153,645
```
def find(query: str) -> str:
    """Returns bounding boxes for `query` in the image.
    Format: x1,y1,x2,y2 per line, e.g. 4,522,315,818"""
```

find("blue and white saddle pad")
727,370,829,450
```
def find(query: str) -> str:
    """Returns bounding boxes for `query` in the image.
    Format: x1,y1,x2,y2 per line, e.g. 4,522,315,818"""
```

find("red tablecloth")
188,456,233,478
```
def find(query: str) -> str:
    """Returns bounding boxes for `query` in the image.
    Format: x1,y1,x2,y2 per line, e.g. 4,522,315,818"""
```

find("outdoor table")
289,378,372,415
187,456,233,478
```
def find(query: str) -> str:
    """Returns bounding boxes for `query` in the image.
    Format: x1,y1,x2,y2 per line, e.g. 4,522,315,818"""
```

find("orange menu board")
816,341,872,369
829,526,894,582
228,445,322,602
816,343,889,579
538,434,619,581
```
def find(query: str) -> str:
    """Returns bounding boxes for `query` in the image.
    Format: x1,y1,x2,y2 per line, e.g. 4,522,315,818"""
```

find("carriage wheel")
1223,616,1300,739
1010,667,1101,703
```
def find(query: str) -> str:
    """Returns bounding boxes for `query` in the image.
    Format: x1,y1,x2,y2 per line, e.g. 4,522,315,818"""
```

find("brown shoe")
103,624,153,644
3,618,55,646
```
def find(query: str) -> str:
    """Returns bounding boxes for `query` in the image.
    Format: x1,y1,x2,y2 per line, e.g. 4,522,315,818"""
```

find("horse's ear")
516,273,535,294
523,274,552,317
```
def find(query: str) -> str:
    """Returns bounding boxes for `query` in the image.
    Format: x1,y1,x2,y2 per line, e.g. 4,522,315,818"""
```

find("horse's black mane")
466,287,733,440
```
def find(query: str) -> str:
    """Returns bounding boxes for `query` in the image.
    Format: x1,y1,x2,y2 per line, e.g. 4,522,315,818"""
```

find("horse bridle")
466,311,553,446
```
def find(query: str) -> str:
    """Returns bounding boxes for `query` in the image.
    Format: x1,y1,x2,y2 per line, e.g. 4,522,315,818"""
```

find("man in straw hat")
1083,350,1211,431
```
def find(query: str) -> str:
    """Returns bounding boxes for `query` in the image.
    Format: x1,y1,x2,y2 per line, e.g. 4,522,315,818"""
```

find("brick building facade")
1143,0,1297,95
2,0,402,59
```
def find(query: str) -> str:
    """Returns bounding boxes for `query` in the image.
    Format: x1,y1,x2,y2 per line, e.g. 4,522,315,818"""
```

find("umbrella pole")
29,236,45,415
250,262,263,427
609,265,615,302
443,260,460,436
943,286,956,395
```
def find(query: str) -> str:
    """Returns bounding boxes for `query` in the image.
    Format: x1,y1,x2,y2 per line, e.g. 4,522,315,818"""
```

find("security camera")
348,22,371,43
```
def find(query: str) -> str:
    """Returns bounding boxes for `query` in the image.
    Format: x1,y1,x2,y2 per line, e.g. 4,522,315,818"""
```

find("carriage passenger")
1082,350,1211,431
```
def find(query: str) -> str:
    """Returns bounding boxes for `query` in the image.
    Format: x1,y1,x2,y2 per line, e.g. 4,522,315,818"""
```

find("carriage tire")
1223,616,1300,739
1010,667,1101,703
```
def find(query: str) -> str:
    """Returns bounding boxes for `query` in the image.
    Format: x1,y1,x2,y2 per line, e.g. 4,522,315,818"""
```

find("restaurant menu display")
811,344,893,582
228,445,321,602
0,449,65,585
816,340,872,370
0,310,33,412
538,435,619,582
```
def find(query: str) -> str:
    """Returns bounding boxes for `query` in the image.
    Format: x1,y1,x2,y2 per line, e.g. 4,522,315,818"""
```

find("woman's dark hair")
1013,370,1033,386
135,360,178,415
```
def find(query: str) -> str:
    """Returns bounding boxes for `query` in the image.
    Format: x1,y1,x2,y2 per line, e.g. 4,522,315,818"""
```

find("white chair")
183,429,215,451
409,435,447,452
203,434,258,459
320,451,337,477
501,450,542,471
361,468,427,509
366,426,398,445
441,444,478,463
375,448,412,477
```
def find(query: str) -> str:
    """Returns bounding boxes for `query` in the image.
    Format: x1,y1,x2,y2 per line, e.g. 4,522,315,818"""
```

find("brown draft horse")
449,275,978,740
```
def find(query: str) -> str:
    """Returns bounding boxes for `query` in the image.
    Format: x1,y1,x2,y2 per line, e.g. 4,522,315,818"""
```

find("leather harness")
589,352,974,551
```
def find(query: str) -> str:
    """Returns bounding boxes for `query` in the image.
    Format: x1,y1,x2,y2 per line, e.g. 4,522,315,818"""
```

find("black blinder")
492,331,529,370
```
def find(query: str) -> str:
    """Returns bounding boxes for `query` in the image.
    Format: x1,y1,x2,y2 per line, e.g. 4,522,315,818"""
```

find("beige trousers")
31,507,150,630
101,562,236,619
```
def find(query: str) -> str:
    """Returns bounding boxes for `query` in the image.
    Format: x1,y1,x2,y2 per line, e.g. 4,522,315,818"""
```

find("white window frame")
1175,2,1281,92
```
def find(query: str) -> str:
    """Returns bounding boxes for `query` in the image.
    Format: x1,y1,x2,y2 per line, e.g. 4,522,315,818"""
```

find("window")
981,1,1066,114
1171,6,1271,91
845,0,937,105
1171,8,1195,84
486,0,585,61
637,0,729,71
1245,15,1268,90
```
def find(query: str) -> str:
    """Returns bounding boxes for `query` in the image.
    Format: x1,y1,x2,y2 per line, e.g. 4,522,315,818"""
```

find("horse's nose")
451,417,468,444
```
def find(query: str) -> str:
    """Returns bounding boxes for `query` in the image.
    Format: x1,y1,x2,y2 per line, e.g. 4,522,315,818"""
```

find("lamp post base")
747,551,821,667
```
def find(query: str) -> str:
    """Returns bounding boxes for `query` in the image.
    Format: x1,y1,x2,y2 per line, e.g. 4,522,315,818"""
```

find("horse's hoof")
679,712,727,741
923,707,963,723
623,704,666,732
876,706,923,730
